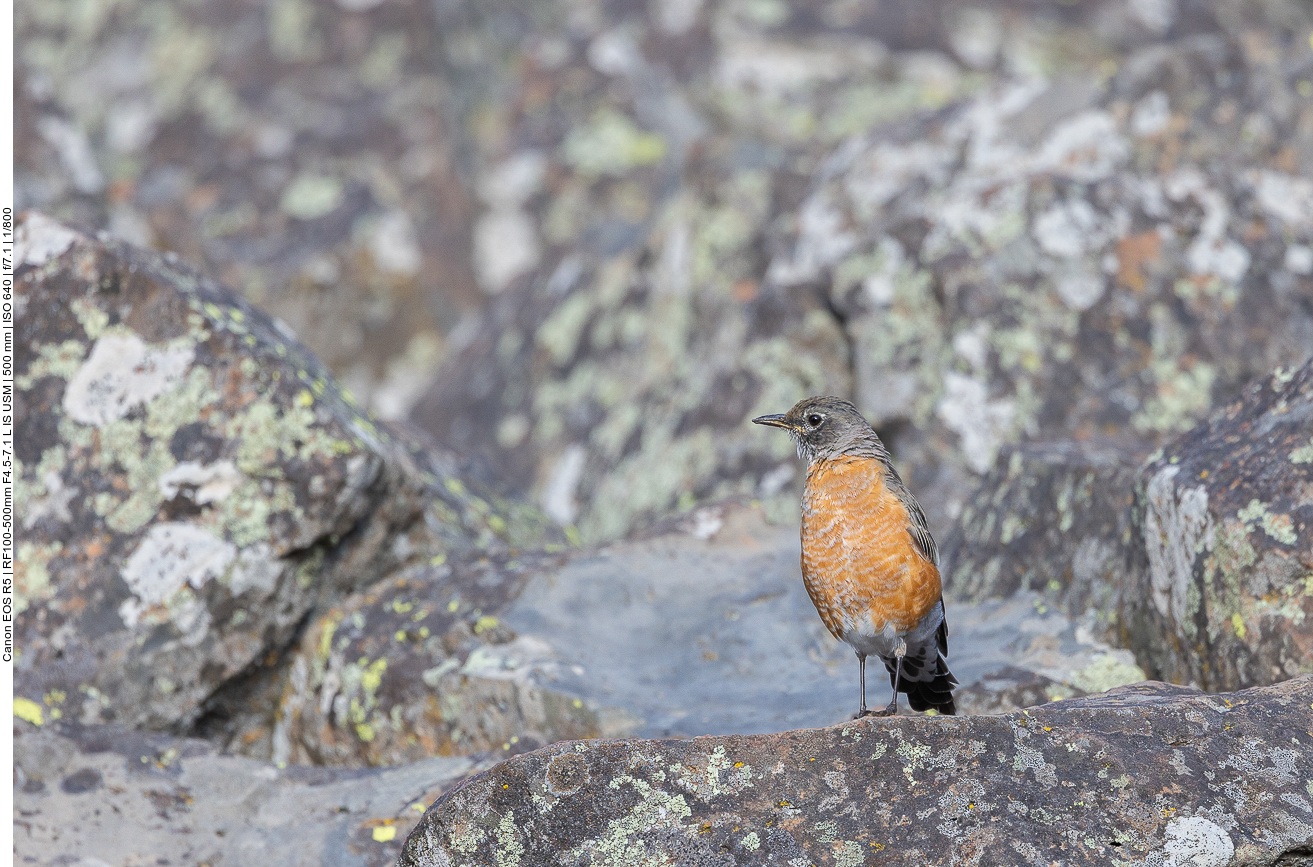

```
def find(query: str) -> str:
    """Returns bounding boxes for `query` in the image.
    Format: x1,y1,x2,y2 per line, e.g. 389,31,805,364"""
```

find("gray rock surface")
1121,359,1313,691
941,440,1142,631
14,721,482,867
399,676,1313,867
14,212,555,734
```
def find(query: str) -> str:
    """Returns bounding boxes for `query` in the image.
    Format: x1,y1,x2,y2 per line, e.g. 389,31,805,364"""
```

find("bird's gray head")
752,396,881,463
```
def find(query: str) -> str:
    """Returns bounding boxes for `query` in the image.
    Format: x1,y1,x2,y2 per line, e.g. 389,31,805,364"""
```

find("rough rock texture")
14,212,554,734
270,553,603,768
1121,360,1313,692
415,0,1313,543
769,10,1313,528
13,721,482,867
941,440,1142,630
15,0,479,417
399,677,1313,867
13,0,1168,417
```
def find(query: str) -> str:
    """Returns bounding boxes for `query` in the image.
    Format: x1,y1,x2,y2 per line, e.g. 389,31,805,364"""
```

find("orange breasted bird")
753,396,956,717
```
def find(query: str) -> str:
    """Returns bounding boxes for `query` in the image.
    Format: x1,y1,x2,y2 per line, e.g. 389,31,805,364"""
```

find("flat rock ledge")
400,677,1313,867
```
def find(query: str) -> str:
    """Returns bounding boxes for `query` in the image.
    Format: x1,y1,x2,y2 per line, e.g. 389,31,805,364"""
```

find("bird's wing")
886,472,938,566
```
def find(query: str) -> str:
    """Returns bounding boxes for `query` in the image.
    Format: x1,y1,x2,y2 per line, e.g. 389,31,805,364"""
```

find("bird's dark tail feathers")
889,615,958,715
903,665,958,715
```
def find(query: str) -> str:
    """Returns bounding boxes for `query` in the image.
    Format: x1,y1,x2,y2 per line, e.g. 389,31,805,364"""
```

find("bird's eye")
806,414,823,427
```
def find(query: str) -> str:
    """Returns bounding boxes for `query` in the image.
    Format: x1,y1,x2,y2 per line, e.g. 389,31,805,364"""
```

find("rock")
415,0,1313,544
941,440,1142,630
269,553,603,768
15,0,480,416
14,721,482,867
14,212,555,734
1120,360,1313,691
399,676,1313,866
778,6,1313,531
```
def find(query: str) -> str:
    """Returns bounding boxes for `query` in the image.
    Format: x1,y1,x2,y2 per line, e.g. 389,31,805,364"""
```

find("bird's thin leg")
876,639,908,717
852,653,870,719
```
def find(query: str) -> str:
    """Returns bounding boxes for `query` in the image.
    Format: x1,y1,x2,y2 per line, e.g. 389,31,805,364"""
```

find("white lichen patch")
1143,465,1213,626
937,371,1016,474
1163,817,1234,867
119,522,237,627
64,333,195,426
16,212,81,267
461,636,567,685
158,460,243,505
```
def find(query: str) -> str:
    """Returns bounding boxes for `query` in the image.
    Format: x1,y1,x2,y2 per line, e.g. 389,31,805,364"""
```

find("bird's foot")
854,706,897,719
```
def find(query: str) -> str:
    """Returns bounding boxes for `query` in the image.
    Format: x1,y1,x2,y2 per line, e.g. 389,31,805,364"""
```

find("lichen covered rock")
777,10,1313,529
400,677,1313,867
416,0,1313,544
1120,360,1313,691
941,440,1141,629
270,553,602,768
15,0,479,415
14,212,554,732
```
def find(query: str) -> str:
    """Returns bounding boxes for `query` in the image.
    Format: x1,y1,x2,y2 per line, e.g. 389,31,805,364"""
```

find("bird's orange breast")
799,455,941,641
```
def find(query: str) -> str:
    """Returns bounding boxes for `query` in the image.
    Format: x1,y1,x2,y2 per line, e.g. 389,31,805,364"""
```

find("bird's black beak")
752,413,793,430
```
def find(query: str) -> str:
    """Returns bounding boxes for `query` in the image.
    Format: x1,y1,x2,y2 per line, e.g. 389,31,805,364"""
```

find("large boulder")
400,676,1313,866
415,0,1313,543
14,212,553,733
14,721,479,867
1120,359,1313,691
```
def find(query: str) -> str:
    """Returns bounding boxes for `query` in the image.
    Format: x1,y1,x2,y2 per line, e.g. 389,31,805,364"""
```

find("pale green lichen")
1133,359,1217,435
15,445,67,514
15,541,62,614
1069,655,1146,694
450,819,486,855
834,839,866,867
567,774,692,867
494,811,524,867
281,173,343,220
71,296,109,338
1237,500,1298,545
561,109,667,177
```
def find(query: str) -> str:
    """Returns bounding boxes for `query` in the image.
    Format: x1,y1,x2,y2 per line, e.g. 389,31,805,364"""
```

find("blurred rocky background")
14,0,1313,862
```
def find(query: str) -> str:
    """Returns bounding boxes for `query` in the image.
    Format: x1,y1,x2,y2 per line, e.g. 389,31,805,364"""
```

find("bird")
753,396,956,717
